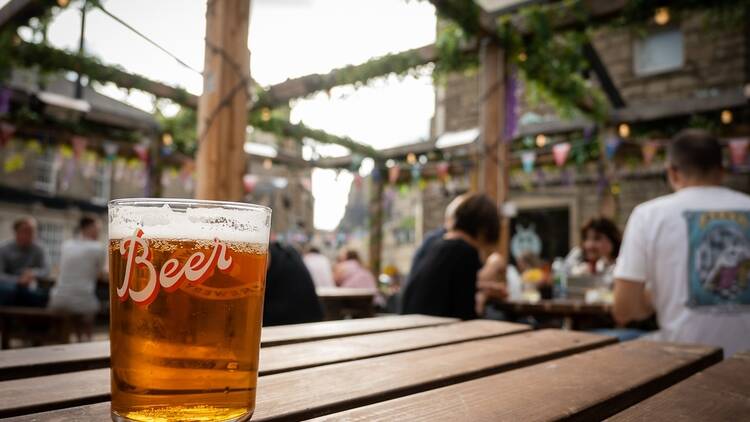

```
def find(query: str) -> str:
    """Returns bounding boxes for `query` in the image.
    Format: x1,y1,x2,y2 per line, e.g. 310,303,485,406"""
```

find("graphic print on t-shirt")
684,210,750,308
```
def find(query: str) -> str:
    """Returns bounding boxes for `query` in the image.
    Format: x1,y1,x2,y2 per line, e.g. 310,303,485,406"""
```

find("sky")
5,0,438,230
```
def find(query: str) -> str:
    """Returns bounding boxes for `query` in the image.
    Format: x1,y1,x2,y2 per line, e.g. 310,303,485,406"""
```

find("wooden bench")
0,314,733,421
0,306,79,350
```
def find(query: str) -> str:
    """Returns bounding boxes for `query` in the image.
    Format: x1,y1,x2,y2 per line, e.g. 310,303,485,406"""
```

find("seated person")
565,217,621,284
613,129,750,356
263,241,323,326
333,249,376,290
0,217,50,307
48,216,106,341
402,194,500,320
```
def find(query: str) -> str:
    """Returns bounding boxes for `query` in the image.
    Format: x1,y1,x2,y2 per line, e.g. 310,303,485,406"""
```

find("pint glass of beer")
108,199,271,422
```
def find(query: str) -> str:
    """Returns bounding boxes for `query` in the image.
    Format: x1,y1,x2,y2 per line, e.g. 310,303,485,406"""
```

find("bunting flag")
388,165,400,184
25,139,42,154
242,174,258,193
83,151,98,178
552,142,571,167
605,135,621,160
728,138,749,167
521,151,536,174
0,122,15,148
271,177,288,189
133,143,149,162
436,161,450,181
71,136,87,160
641,141,660,166
59,144,73,159
0,87,11,115
410,165,421,181
103,141,119,161
3,152,24,173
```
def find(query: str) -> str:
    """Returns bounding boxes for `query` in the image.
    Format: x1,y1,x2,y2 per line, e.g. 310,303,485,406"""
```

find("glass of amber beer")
108,198,271,422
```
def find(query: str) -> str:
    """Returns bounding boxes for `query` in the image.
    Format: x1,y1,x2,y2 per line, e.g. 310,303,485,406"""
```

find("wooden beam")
368,164,386,277
583,42,625,108
258,44,440,109
195,0,251,201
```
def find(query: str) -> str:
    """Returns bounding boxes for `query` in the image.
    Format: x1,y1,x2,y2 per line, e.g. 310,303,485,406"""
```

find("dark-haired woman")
565,217,622,284
402,194,501,320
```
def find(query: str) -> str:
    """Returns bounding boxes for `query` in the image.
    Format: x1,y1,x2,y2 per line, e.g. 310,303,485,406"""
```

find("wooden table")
0,314,737,421
495,298,613,329
316,287,376,320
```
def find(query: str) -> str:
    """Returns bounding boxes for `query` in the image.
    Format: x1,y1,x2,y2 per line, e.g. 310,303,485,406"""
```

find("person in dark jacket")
263,241,324,326
402,194,500,320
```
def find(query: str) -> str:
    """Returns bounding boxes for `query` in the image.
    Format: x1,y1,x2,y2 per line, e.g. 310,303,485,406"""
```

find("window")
633,29,684,76
93,161,112,205
34,148,58,194
37,221,64,266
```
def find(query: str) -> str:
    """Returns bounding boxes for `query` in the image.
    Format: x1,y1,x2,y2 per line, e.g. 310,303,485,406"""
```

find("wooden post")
479,39,510,257
196,0,251,201
368,164,385,277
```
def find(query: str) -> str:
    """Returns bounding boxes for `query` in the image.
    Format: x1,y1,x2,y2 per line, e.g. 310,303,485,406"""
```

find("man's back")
615,186,750,356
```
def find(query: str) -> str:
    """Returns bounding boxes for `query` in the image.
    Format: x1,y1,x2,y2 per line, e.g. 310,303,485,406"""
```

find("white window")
37,221,64,266
34,148,58,194
633,29,684,76
93,161,112,205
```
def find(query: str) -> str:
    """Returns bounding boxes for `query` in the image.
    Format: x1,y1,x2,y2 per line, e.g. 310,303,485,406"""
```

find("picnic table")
495,298,613,329
316,287,376,320
0,313,745,421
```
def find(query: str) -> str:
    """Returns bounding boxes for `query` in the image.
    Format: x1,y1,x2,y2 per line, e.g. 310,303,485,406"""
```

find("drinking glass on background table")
108,199,271,422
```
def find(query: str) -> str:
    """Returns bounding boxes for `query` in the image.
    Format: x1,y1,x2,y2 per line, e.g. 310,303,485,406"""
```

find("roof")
8,69,160,132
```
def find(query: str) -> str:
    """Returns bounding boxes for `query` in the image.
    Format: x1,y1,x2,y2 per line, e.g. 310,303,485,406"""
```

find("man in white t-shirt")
613,129,750,357
302,246,335,288
48,215,106,340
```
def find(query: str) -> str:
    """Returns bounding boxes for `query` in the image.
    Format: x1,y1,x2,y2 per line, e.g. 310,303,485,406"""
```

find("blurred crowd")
1,129,748,357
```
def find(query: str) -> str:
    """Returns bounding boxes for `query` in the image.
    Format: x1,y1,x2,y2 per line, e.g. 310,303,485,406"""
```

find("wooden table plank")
607,350,750,421
260,314,456,346
312,340,722,421
496,299,613,317
0,314,456,380
0,320,522,418
260,319,529,375
2,329,613,420
0,341,109,381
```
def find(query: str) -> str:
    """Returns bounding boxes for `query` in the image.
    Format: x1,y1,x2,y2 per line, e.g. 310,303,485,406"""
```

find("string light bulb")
385,159,395,168
518,51,527,62
618,123,630,139
57,0,70,7
535,134,546,148
406,152,417,165
162,133,173,146
720,109,733,125
654,7,670,25
260,108,271,122
262,158,273,170
418,154,428,165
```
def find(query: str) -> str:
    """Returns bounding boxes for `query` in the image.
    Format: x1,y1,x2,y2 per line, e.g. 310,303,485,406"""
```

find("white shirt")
303,252,335,288
615,186,750,357
48,238,105,314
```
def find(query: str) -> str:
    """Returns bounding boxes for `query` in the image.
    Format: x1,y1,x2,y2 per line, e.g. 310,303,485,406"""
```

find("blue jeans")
0,283,49,307
592,328,647,342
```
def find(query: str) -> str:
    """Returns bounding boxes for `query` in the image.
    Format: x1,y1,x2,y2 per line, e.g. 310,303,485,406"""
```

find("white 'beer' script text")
117,228,233,305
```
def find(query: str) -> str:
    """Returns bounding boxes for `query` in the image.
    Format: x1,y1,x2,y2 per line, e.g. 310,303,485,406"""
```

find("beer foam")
109,202,271,244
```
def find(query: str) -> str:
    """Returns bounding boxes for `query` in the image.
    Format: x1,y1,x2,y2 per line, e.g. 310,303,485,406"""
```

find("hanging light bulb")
406,153,417,165
654,7,670,25
720,109,733,125
260,108,271,122
618,123,630,139
262,158,273,170
162,133,173,146
385,159,395,168
535,134,546,148
418,154,428,165
518,51,527,62
57,0,70,7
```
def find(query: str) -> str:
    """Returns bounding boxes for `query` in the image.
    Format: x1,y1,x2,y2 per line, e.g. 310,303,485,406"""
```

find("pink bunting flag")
388,166,400,184
729,138,749,167
133,144,149,162
243,174,258,193
641,141,660,166
436,162,450,181
71,136,87,160
552,142,571,167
